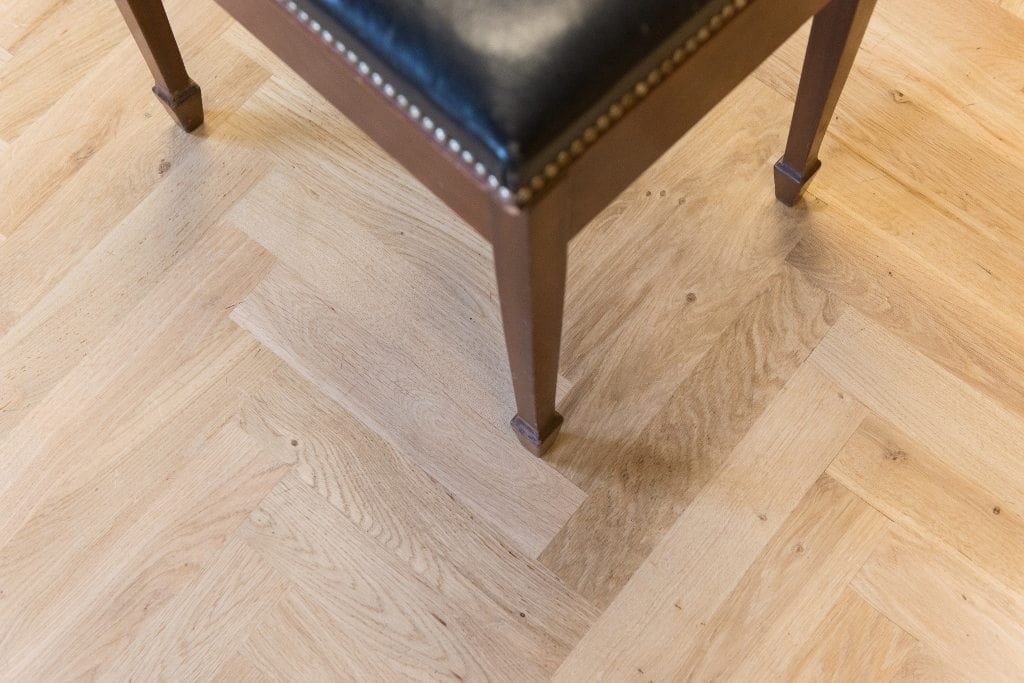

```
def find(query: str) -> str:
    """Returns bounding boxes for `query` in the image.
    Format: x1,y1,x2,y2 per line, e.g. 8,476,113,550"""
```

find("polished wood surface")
2,0,1024,677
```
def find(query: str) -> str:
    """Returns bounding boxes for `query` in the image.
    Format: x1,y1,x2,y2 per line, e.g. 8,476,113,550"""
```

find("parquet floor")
2,0,1024,679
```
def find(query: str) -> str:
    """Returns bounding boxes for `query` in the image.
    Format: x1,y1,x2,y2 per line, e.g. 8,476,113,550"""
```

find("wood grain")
812,309,1024,511
540,265,837,607
1,422,286,680
3,0,1024,675
780,588,918,682
853,527,1024,679
831,415,1024,597
238,365,598,654
675,475,889,681
554,363,867,680
101,538,289,681
239,473,556,681
231,262,585,558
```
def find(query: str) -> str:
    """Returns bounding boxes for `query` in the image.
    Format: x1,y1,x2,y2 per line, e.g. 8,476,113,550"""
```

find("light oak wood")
853,527,1024,679
230,262,585,558
3,0,1024,676
780,588,918,682
831,415,1024,596
554,363,868,680
540,266,838,607
673,475,889,681
103,537,289,680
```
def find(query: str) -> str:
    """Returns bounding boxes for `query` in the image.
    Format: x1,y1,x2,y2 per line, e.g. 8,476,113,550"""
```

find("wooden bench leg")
491,195,568,456
774,0,877,205
115,0,204,132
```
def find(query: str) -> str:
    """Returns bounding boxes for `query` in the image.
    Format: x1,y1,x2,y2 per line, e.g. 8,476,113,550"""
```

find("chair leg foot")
773,158,821,206
154,80,204,132
116,0,204,132
775,0,877,206
511,412,564,456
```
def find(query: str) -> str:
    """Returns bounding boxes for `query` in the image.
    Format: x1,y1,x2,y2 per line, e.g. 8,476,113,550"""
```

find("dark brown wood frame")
114,0,877,455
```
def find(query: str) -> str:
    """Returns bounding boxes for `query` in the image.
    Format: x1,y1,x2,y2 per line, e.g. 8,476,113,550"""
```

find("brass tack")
596,115,611,131
570,139,586,156
557,150,572,166
686,37,699,53
583,126,599,143
722,4,735,19
620,92,636,109
634,82,649,97
734,0,748,9
710,14,723,31
530,175,546,191
516,188,533,204
544,163,559,179
609,103,624,120
647,70,661,87
661,59,674,76
672,47,686,64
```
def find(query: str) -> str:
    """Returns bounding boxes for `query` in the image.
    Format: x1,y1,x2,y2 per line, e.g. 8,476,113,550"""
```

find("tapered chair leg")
115,0,204,132
774,0,877,205
491,195,568,456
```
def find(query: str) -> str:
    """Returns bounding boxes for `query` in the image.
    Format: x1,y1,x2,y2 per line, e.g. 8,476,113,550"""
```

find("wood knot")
885,448,907,462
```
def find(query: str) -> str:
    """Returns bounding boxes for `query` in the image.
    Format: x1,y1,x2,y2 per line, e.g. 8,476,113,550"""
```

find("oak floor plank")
0,0,65,51
0,225,273,547
779,588,918,682
554,362,867,680
232,262,585,558
100,537,289,681
811,309,1024,514
0,339,281,670
540,265,837,607
239,365,598,657
788,200,1024,424
0,53,268,338
0,0,124,141
1,421,287,680
239,473,554,682
239,588,406,681
0,151,270,441
213,651,273,683
676,476,888,681
830,415,1024,598
888,642,970,683
853,527,1024,680
996,0,1024,17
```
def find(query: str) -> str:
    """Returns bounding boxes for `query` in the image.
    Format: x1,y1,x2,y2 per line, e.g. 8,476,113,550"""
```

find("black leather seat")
296,0,725,189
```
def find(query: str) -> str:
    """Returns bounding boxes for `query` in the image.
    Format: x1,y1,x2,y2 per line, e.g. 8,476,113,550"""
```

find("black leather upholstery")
302,0,726,187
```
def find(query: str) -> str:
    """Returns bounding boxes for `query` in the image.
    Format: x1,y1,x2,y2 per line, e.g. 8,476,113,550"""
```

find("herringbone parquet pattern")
2,0,1024,679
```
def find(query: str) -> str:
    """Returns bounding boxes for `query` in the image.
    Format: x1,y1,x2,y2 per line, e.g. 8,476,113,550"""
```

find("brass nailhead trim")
280,0,751,206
